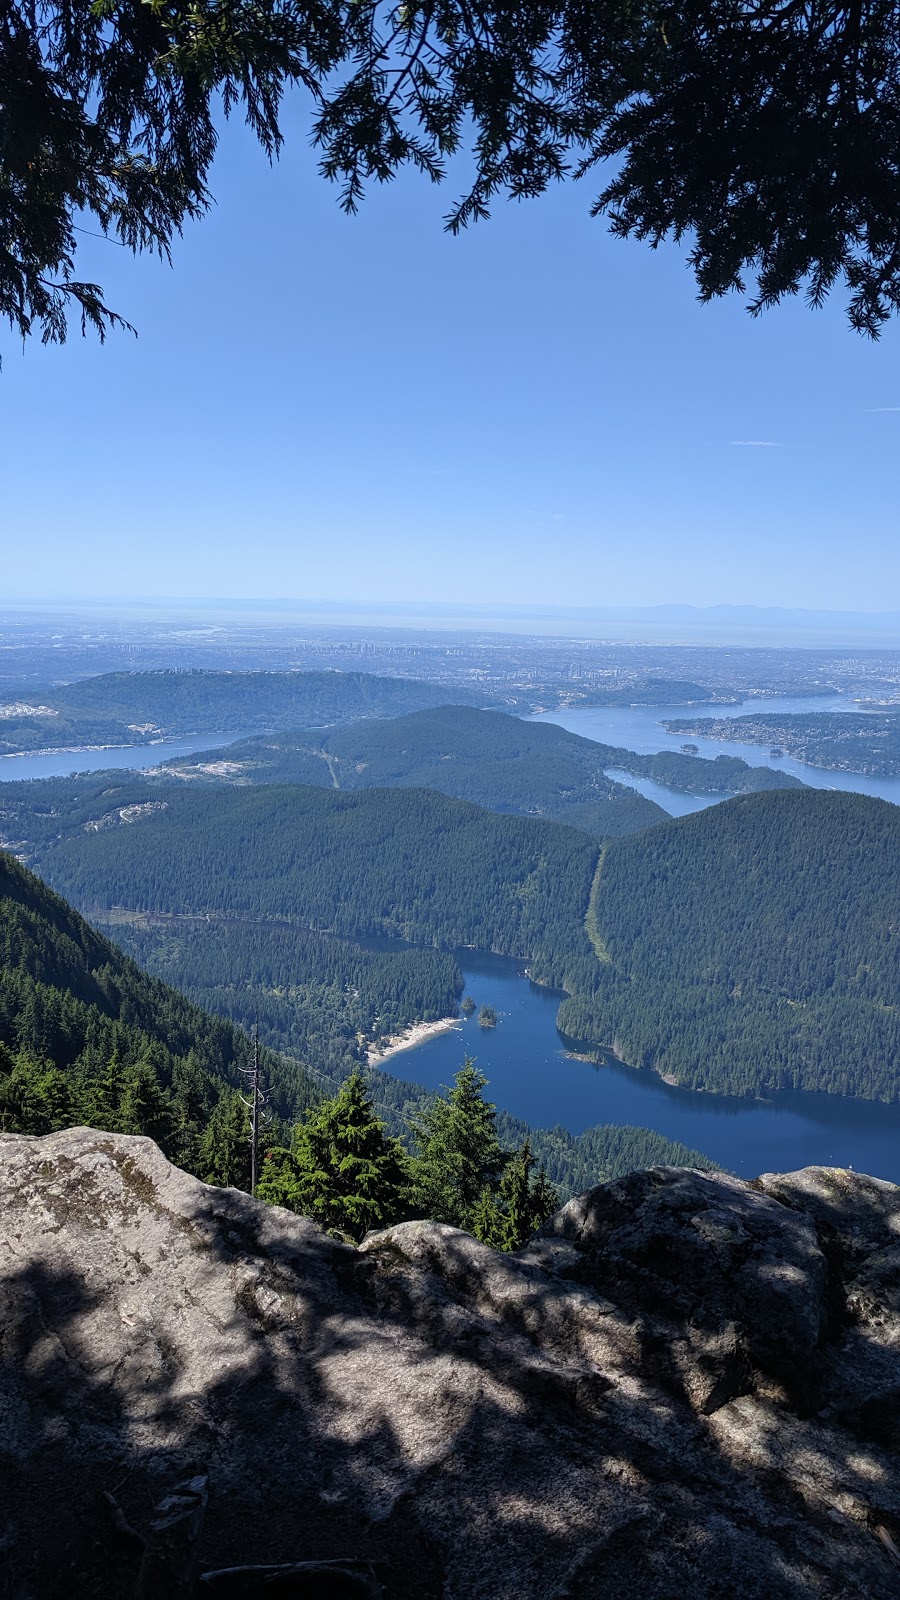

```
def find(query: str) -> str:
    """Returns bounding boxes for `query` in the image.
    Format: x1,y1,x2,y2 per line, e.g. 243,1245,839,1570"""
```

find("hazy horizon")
4,596,899,650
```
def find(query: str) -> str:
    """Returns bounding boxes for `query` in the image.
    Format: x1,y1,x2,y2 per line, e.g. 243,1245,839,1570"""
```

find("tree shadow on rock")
1,1135,899,1600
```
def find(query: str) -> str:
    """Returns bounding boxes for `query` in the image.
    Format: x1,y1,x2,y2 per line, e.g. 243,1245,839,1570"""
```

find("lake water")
0,733,243,783
389,949,900,1184
5,703,898,1182
533,695,900,811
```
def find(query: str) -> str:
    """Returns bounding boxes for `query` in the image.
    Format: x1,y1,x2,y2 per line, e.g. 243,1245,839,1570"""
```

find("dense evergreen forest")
10,764,899,1102
0,850,716,1204
164,704,798,811
38,784,599,986
0,849,319,1182
606,747,801,794
0,668,483,754
665,709,900,778
559,790,900,1101
101,917,464,1074
560,679,725,707
164,706,667,835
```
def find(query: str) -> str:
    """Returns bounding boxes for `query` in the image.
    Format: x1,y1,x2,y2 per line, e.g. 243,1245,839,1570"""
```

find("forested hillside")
41,784,599,984
0,668,481,754
607,747,802,795
102,917,463,1075
163,704,798,816
665,709,900,778
0,850,318,1177
559,790,900,1100
20,773,899,1102
164,706,666,836
0,851,716,1200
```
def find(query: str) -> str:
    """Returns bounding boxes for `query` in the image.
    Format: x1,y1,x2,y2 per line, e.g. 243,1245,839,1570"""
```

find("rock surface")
1,1130,899,1598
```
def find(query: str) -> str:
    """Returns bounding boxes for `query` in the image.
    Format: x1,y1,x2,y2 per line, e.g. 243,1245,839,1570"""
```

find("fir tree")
264,1073,410,1242
0,1050,72,1135
82,1046,126,1133
413,1061,505,1232
199,1090,252,1191
119,1060,174,1148
528,1165,561,1238
497,1142,560,1251
470,1185,505,1249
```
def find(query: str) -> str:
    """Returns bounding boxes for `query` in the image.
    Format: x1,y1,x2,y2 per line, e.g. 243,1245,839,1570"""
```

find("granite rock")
0,1130,898,1598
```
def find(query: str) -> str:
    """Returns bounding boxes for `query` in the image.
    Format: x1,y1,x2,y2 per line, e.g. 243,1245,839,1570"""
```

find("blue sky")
2,97,899,611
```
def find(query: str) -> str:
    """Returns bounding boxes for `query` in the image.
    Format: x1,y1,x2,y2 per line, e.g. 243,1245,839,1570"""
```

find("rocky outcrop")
1,1130,898,1598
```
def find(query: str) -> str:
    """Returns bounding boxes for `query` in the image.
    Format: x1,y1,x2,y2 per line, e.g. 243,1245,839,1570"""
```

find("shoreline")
368,1016,461,1065
0,731,213,763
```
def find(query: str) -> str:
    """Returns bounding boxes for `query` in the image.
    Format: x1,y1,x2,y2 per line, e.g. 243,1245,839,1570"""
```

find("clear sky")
2,95,899,611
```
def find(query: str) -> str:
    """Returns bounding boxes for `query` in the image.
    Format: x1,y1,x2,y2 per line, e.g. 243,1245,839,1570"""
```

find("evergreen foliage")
165,705,795,818
40,783,599,988
93,917,463,1077
263,1064,560,1249
8,1,900,344
0,849,310,1167
496,1141,559,1252
258,1072,410,1241
559,790,900,1100
0,848,719,1206
412,1061,506,1234
0,670,475,756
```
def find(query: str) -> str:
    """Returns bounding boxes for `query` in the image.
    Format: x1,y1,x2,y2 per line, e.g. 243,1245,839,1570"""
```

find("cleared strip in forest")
322,751,342,789
584,845,612,965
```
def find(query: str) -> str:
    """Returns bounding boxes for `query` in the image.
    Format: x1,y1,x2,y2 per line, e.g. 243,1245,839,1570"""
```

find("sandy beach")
368,1016,461,1065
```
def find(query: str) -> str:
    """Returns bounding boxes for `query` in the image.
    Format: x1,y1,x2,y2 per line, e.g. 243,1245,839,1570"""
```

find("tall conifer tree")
413,1061,505,1233
260,1073,410,1242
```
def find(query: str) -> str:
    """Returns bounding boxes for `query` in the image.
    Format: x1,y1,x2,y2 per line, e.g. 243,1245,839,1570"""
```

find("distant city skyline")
2,100,898,611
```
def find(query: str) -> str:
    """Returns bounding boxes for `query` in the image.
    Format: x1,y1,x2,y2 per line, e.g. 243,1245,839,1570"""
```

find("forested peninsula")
665,708,900,778
163,704,799,816
164,704,668,835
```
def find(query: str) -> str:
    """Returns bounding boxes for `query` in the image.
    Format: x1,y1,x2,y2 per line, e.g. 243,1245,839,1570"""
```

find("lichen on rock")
0,1129,898,1598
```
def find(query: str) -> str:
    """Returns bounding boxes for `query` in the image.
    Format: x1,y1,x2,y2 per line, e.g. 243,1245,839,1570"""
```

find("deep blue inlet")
387,949,900,1184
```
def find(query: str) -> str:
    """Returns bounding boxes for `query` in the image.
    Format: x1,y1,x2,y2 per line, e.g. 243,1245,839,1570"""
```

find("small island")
461,995,476,1015
478,1004,497,1029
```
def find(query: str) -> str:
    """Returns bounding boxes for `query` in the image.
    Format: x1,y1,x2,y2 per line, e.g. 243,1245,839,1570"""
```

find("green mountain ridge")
0,848,318,1175
26,768,900,1102
559,789,900,1101
39,783,599,983
162,703,802,814
0,668,486,755
0,849,716,1196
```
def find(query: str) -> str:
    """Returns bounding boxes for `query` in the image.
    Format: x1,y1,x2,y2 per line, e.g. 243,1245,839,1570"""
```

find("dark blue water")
387,950,900,1183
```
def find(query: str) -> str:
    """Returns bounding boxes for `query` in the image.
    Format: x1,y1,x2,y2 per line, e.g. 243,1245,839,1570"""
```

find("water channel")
386,948,900,1183
533,694,900,811
0,733,244,783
